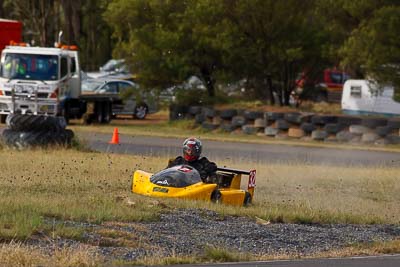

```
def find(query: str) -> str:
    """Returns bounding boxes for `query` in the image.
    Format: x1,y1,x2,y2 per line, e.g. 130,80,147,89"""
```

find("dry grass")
0,147,399,265
0,148,399,240
309,239,400,259
0,242,102,267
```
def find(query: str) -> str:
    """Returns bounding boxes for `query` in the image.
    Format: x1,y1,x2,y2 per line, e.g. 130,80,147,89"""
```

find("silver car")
82,79,157,119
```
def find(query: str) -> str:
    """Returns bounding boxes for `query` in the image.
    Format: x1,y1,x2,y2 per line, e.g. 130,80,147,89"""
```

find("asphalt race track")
78,132,400,167
165,255,400,267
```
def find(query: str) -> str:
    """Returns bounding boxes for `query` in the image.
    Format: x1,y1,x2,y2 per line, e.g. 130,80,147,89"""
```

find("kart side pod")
216,167,256,200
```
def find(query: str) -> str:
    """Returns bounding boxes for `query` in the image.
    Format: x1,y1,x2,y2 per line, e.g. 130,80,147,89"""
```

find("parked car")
81,79,157,119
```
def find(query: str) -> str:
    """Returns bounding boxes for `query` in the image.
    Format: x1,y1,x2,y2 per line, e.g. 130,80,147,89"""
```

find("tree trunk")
200,67,215,97
266,74,275,105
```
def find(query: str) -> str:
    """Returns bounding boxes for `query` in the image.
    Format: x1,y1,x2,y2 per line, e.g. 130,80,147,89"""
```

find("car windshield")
150,165,202,188
1,53,58,81
82,80,103,91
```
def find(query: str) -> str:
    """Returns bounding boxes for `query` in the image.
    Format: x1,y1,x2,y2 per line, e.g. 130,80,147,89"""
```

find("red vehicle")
295,68,350,103
0,19,22,52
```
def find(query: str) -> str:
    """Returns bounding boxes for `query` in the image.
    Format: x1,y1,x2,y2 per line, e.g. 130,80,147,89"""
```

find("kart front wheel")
211,190,222,204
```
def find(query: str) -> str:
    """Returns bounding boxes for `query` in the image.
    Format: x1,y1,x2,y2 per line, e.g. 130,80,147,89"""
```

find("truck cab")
296,68,350,103
0,44,81,122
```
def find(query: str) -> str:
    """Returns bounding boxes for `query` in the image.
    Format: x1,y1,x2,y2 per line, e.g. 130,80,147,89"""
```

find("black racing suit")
167,156,217,183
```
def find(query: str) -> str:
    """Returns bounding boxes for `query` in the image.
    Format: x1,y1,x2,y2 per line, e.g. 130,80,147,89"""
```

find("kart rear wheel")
211,190,222,204
243,192,252,206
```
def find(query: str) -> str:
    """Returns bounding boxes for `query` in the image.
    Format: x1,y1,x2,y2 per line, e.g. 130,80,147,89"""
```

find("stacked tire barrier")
1,114,74,149
170,105,400,145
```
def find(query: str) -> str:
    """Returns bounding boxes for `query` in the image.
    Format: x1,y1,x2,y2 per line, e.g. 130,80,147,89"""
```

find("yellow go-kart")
131,165,256,206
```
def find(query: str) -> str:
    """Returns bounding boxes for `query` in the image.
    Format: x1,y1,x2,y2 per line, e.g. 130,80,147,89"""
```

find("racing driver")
167,137,217,183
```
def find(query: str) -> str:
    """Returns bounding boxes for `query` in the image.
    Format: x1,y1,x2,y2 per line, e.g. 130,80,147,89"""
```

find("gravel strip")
26,209,400,262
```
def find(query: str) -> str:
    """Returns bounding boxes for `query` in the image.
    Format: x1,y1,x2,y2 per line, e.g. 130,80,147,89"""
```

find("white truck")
0,42,115,124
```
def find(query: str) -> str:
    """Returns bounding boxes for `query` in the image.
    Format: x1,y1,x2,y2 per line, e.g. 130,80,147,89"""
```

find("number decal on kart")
248,169,256,189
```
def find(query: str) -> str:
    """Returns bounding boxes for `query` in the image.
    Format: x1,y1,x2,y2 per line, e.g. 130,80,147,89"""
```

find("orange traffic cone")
109,127,119,144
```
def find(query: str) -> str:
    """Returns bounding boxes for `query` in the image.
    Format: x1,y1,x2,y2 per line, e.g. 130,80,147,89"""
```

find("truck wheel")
243,192,252,206
211,190,222,204
95,102,104,123
102,102,112,123
134,104,148,120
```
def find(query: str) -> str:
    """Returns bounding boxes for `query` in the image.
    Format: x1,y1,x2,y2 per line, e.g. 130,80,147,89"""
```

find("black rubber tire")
266,112,284,121
264,127,279,136
284,112,302,124
2,129,19,147
6,114,66,132
311,115,338,125
361,117,388,129
337,116,362,126
300,122,316,133
219,109,238,120
2,129,72,149
275,119,289,130
134,103,148,120
254,118,266,128
375,126,394,137
231,116,246,127
387,119,400,129
244,110,263,120
243,192,252,206
311,130,328,140
242,124,257,134
336,131,355,142
324,123,345,134
211,190,222,204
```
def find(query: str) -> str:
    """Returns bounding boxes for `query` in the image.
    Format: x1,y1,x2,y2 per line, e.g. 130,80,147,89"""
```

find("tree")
317,0,400,102
105,0,329,104
340,6,400,101
105,0,226,97
3,0,59,46
2,0,113,71
79,0,114,71
218,0,329,105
